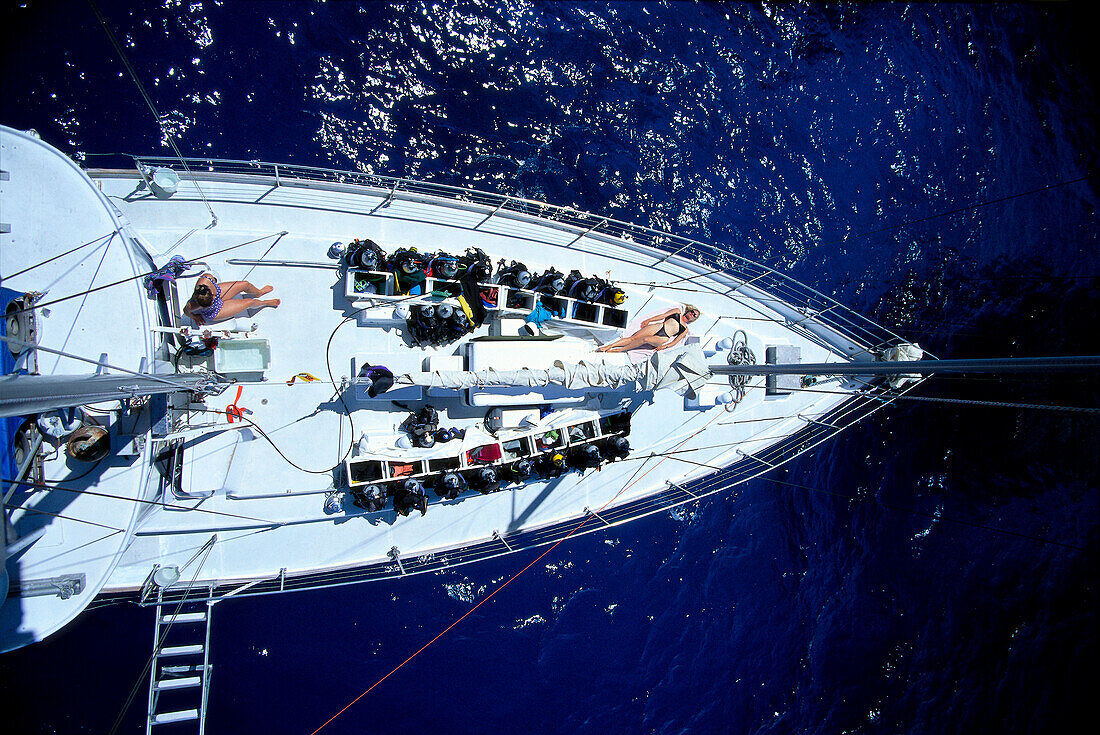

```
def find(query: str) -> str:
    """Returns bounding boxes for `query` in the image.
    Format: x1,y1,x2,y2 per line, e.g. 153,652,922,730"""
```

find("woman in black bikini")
596,304,701,353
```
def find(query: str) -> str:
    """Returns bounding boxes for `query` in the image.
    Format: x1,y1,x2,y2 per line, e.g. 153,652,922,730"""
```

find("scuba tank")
506,458,534,483
428,252,461,280
356,484,388,513
468,466,499,494
390,247,421,274
407,303,472,345
459,247,493,283
566,271,603,303
408,304,444,346
442,304,473,341
394,478,428,517
404,405,439,448
535,451,566,479
434,471,466,499
344,238,388,271
496,260,532,290
324,491,345,514
598,284,627,307
601,435,631,462
406,304,431,345
561,270,584,298
390,247,427,294
567,443,603,471
531,267,567,296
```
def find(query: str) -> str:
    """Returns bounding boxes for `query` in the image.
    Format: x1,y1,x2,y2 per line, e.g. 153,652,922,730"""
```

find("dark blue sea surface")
2,2,1097,733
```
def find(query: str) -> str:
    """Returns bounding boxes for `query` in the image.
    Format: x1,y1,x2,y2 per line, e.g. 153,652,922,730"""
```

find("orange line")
310,411,722,734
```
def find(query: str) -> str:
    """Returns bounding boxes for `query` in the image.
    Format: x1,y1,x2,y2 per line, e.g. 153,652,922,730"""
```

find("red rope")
310,411,722,734
225,385,246,423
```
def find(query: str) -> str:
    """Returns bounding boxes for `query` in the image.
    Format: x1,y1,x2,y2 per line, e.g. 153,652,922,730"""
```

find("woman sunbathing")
183,273,280,325
596,304,700,353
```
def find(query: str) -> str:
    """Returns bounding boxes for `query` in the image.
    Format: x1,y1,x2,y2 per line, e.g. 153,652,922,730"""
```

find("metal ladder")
145,590,213,734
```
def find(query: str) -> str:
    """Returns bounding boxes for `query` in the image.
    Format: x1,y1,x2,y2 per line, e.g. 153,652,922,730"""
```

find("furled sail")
882,342,924,388
399,344,712,394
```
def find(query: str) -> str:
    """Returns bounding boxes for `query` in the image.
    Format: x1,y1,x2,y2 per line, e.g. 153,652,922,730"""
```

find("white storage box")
214,338,271,375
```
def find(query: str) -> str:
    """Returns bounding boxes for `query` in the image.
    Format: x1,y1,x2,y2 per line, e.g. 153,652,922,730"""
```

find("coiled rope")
725,329,756,405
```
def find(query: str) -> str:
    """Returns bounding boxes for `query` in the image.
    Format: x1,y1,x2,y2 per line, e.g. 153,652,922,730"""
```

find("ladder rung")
160,611,207,625
151,709,199,725
161,663,206,675
158,644,204,657
155,675,202,691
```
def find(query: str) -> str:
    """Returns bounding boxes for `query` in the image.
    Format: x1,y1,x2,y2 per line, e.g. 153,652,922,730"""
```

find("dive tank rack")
346,412,631,517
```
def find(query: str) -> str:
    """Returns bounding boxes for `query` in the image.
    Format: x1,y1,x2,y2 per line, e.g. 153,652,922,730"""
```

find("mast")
0,334,215,418
0,372,210,418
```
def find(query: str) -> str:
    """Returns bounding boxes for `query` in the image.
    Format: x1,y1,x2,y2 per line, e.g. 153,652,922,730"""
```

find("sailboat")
2,125,1094,730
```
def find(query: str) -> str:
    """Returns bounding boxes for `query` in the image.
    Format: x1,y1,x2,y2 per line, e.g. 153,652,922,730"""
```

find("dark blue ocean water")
2,2,1097,733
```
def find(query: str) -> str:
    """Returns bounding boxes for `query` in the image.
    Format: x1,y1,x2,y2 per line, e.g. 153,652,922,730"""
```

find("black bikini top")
661,313,684,337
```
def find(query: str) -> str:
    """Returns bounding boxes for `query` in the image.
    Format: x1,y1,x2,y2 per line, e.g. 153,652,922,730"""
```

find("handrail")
109,382,910,609
125,154,910,354
72,154,930,609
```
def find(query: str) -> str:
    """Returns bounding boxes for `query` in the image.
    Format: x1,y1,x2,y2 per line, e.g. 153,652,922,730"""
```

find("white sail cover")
400,344,712,395
883,342,924,388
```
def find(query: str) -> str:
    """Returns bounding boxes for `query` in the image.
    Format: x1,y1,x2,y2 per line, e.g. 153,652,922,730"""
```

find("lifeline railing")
82,155,920,608
123,155,910,356
96,383,908,609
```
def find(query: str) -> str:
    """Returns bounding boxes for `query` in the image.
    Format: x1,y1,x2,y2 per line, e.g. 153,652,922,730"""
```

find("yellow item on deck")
457,295,475,323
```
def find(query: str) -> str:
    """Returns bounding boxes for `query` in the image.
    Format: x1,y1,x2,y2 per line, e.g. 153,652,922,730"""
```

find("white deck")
88,169,854,591
2,130,868,650
1,127,160,648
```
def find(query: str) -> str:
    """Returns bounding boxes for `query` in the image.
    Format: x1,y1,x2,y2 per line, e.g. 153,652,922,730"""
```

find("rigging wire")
107,535,217,735
5,504,127,533
756,383,1100,415
5,231,287,317
0,231,117,281
196,230,288,262
238,235,283,283
1,477,284,527
308,411,726,735
610,429,1089,552
87,0,218,228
